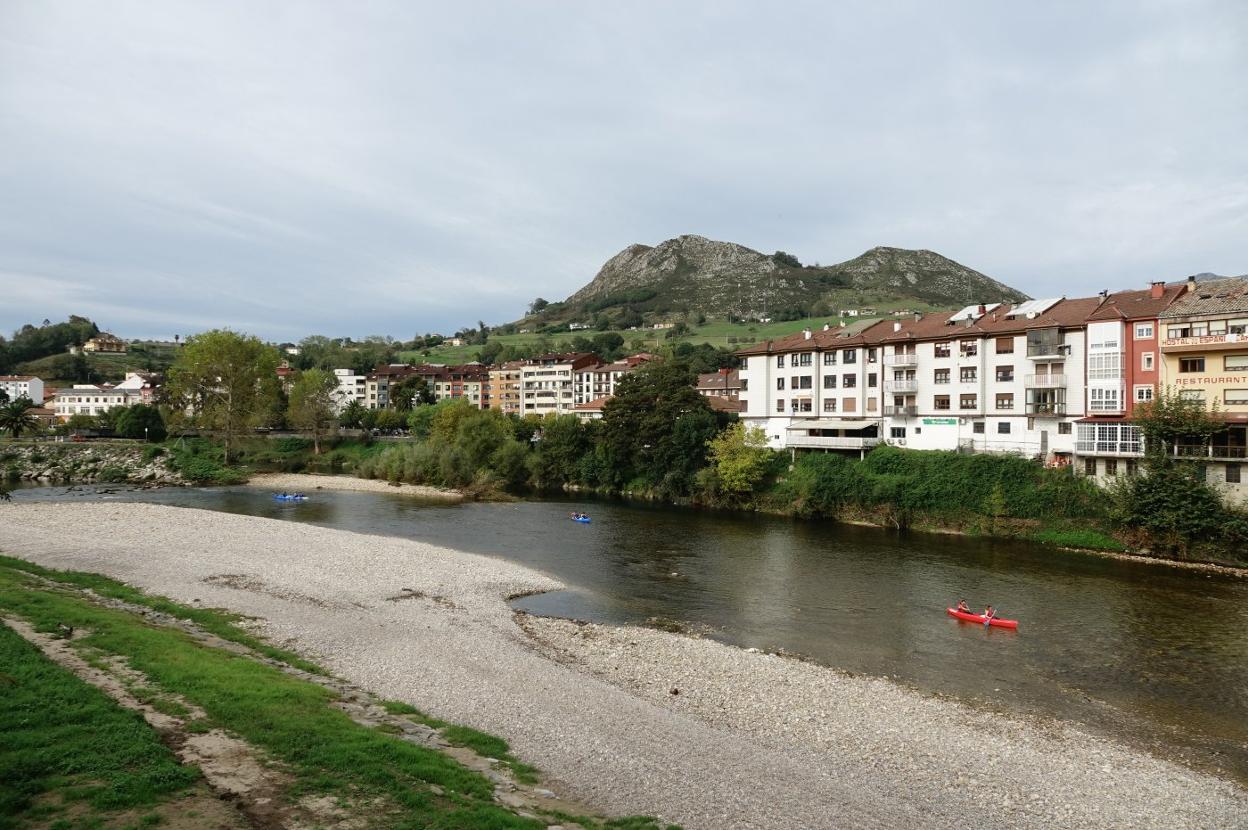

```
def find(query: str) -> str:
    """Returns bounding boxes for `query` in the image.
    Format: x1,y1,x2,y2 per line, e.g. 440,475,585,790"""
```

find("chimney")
893,321,902,332
977,304,987,315
803,328,812,340
839,321,846,328
913,311,922,322
1099,289,1108,300
1150,280,1165,299
1186,275,1197,293
822,323,830,331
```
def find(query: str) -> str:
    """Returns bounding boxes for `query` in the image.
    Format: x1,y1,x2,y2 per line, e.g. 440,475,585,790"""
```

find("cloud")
1,0,1245,341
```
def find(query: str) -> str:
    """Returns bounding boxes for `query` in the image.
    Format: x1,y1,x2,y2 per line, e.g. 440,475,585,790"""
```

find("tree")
706,423,774,500
340,399,367,429
1133,386,1224,458
772,251,801,268
166,330,281,464
529,414,590,487
0,398,39,440
114,404,166,442
288,368,339,454
390,375,435,411
529,297,550,315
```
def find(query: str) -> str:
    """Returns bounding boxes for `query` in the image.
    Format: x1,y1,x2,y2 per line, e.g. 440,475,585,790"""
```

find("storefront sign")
921,417,957,425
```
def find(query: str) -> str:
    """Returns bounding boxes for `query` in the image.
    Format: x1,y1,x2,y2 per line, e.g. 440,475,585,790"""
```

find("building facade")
488,361,525,415
0,375,44,405
332,369,367,413
52,385,140,421
520,353,599,416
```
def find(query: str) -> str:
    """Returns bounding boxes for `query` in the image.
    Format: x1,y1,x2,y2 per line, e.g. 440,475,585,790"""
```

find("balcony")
1026,344,1070,361
883,405,918,417
1024,374,1066,388
1174,444,1248,460
788,435,882,450
1026,402,1066,416
886,353,918,367
885,379,918,393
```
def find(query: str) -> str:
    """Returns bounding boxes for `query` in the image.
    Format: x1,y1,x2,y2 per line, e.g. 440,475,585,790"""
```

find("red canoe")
947,607,1019,629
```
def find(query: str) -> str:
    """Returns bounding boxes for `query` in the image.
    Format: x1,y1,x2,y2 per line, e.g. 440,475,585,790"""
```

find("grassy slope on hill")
16,343,179,384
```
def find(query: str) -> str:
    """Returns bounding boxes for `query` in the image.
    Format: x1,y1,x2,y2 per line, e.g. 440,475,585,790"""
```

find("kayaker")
983,605,996,620
955,599,971,614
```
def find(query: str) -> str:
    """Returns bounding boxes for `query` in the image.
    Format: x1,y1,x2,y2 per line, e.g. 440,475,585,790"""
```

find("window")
1179,357,1206,373
777,378,785,390
996,365,1014,382
1210,320,1228,334
1058,422,1071,435
823,352,837,366
960,339,978,357
867,398,878,412
1231,318,1248,335
1105,458,1118,476
790,398,800,412
1134,385,1154,403
1142,352,1154,371
1084,458,1097,476
796,376,812,390
960,367,977,383
776,400,785,412
868,349,878,363
1126,459,1138,477
960,394,977,410
1135,323,1154,339
842,349,857,364
868,373,877,388
1226,355,1248,372
777,355,785,368
1228,464,1242,484
823,375,837,389
823,399,837,412
1088,351,1123,380
934,395,951,410
795,399,812,412
843,374,857,388
842,397,857,413
798,353,812,367
890,427,906,439
996,337,1014,354
997,421,1011,434
1089,388,1121,412
934,342,951,358
934,369,950,384
996,393,1014,410
973,421,985,434
1225,389,1248,405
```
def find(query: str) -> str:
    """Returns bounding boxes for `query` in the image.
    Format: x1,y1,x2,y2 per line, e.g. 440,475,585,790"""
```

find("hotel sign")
1162,334,1244,348
922,417,958,425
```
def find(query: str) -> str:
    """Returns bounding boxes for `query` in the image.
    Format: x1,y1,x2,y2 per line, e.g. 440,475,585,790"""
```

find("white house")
0,375,44,405
332,368,367,413
52,384,140,421
520,353,600,416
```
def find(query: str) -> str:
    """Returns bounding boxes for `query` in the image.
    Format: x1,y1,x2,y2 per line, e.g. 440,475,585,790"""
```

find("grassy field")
0,556,679,830
400,309,940,364
15,343,179,384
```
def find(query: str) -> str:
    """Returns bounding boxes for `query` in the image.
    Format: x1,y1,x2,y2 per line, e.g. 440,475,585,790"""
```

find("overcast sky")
1,1,1245,342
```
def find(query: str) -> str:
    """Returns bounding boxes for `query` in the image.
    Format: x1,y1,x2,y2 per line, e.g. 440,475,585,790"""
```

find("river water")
9,483,1248,782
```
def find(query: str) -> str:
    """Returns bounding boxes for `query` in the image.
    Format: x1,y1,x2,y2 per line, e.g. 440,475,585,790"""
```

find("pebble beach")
1,501,1244,830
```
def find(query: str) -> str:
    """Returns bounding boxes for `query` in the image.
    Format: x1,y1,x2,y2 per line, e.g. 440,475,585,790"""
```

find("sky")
1,1,1245,342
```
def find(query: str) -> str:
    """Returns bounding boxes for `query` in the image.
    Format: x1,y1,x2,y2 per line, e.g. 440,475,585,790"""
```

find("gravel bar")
0,503,1243,830
247,472,462,500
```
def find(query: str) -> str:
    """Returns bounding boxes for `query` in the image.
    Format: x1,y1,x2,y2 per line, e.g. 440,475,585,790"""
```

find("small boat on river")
946,607,1018,629
273,493,309,502
570,514,591,523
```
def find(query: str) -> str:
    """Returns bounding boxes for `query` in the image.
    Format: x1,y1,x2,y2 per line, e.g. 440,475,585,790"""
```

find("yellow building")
487,361,524,414
81,333,128,353
1158,277,1248,493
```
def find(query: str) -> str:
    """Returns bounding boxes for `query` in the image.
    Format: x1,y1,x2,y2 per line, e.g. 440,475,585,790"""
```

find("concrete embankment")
0,502,1243,830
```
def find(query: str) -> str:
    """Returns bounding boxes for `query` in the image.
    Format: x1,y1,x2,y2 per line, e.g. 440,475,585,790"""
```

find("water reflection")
10,483,1248,781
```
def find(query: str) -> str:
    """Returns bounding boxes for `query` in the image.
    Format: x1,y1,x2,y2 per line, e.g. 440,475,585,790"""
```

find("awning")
786,418,878,431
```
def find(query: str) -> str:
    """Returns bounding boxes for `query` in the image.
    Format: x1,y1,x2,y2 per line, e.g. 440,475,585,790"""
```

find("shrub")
97,465,130,483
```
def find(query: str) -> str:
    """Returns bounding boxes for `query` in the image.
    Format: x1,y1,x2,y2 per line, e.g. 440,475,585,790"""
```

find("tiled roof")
1158,277,1248,318
706,396,745,413
1086,284,1187,321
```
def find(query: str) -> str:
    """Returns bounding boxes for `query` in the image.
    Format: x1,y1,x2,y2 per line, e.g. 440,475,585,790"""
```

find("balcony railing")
788,435,882,450
1174,444,1248,460
886,353,918,367
1024,374,1066,388
885,379,918,393
883,405,918,416
1027,344,1069,360
1026,402,1066,416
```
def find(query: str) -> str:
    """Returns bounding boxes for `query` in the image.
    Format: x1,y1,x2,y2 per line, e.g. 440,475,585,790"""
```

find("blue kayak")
571,516,591,523
273,494,308,502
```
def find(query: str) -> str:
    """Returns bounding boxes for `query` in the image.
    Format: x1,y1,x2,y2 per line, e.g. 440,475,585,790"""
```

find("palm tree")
0,398,40,441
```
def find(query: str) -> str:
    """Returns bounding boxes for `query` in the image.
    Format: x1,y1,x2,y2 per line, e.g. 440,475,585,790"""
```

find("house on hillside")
80,333,128,353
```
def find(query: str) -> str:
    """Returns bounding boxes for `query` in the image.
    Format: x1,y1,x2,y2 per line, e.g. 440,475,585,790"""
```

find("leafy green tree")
1134,386,1224,458
429,399,476,443
453,409,513,470
0,398,39,440
288,368,339,454
772,251,801,268
529,414,590,487
529,297,550,315
166,330,281,464
706,423,774,500
372,408,407,431
591,332,625,361
390,376,435,411
114,404,166,442
340,399,367,429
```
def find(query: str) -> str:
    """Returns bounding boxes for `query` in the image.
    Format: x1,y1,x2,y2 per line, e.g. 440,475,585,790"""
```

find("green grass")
380,701,539,786
0,561,681,830
0,555,321,674
0,623,199,829
1027,527,1129,552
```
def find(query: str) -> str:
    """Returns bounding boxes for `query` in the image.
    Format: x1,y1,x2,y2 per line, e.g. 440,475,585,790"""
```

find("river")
9,482,1248,782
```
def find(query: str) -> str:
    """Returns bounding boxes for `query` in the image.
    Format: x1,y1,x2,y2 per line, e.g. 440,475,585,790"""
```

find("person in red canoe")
983,605,996,621
955,599,971,614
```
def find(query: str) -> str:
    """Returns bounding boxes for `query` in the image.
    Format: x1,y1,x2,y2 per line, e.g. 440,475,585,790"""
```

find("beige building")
81,333,128,353
488,361,525,414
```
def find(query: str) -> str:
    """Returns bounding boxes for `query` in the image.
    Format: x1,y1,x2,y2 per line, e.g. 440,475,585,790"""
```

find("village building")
520,353,599,416
573,353,655,405
696,368,743,401
487,361,525,415
0,375,45,405
80,333,128,353
51,384,140,421
332,368,367,413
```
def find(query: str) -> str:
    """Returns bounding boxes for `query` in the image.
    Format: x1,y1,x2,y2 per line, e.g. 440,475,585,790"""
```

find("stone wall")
0,443,184,485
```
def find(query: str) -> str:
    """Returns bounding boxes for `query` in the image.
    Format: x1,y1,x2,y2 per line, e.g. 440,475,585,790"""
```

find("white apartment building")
332,369,367,413
52,385,140,421
521,353,599,416
737,322,885,454
0,375,44,405
572,353,655,406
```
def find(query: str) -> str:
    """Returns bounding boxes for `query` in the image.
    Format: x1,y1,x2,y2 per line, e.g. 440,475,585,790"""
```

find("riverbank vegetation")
0,556,680,830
